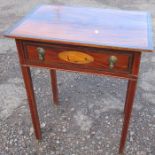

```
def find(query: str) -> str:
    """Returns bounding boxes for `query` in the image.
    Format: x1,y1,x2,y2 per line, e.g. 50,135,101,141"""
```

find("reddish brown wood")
50,70,59,105
124,80,130,114
22,63,138,81
132,52,142,75
16,39,41,139
25,42,133,73
119,80,137,154
15,39,26,64
21,66,42,140
4,5,154,52
124,52,141,114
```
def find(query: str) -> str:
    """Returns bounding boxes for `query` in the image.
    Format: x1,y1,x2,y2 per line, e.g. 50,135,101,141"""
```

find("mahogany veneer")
4,5,154,154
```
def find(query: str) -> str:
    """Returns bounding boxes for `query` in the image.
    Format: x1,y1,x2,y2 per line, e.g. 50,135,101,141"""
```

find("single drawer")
24,42,133,74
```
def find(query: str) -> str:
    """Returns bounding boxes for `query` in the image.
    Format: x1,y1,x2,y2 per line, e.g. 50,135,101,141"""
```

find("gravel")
0,0,155,155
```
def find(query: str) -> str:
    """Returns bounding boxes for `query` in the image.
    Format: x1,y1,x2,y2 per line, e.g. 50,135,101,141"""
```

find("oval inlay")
58,51,94,64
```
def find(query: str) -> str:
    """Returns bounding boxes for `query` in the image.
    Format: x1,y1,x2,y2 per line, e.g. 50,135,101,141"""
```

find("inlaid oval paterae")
58,51,94,64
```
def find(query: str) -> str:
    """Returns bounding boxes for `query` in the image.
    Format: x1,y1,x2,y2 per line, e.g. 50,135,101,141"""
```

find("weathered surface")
0,0,155,155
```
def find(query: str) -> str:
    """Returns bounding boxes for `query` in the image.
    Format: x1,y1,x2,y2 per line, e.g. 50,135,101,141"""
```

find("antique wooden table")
4,5,153,154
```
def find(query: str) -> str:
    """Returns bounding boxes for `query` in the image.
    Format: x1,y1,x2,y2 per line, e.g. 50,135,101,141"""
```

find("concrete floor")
0,0,155,155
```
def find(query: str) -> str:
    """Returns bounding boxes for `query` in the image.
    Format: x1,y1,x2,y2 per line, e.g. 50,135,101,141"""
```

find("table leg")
124,80,130,114
119,80,137,154
50,69,59,105
21,66,42,139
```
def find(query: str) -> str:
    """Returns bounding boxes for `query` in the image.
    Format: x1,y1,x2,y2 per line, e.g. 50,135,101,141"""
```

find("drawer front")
24,42,133,74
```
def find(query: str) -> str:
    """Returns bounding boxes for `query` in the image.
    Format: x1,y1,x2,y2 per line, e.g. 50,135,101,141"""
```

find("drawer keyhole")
37,47,45,61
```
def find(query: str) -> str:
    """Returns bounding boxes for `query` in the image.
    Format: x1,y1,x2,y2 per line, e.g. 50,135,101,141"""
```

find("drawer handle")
109,55,118,69
37,47,45,61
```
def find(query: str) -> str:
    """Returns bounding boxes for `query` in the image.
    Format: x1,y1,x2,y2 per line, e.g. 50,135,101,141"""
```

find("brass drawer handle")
109,55,118,69
37,47,45,61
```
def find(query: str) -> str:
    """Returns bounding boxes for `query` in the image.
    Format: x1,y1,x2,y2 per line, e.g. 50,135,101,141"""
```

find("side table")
4,5,154,153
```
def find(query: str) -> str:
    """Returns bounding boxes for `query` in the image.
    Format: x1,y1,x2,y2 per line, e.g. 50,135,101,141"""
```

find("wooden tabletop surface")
4,5,154,52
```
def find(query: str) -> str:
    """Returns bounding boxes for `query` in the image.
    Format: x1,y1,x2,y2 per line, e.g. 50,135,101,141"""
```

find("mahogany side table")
4,5,154,154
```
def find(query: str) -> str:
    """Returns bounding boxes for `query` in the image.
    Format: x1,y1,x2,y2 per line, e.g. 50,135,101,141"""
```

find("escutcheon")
58,51,94,64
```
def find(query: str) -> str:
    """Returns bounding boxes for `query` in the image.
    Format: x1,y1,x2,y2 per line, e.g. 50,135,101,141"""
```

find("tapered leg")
119,80,137,154
50,70,59,105
21,66,42,139
124,80,130,114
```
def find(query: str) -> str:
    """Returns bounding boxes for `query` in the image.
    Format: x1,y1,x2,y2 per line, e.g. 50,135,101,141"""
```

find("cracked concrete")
0,0,155,155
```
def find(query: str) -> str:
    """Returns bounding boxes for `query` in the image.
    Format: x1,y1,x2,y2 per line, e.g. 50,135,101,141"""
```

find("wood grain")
4,5,154,52
50,70,59,105
21,66,42,140
23,41,134,74
119,80,138,153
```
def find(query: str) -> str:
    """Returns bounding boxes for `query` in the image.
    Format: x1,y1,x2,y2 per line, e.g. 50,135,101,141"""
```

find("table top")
4,5,154,52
